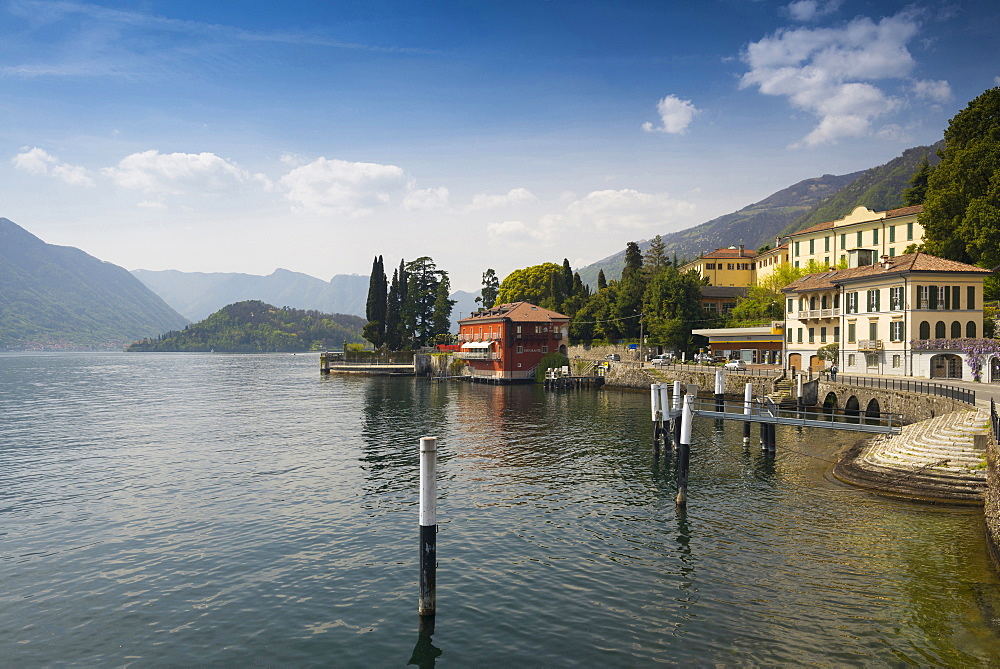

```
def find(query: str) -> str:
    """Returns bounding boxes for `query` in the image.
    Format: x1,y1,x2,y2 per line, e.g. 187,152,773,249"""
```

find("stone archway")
822,391,838,413
844,395,860,417
559,344,568,356
930,353,963,379
865,398,881,422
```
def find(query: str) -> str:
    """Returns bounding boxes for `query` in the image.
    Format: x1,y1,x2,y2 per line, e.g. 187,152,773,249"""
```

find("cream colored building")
755,242,789,284
781,252,990,379
788,205,923,270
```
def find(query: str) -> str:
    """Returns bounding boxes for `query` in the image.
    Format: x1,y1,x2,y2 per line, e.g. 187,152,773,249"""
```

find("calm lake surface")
3,352,1000,666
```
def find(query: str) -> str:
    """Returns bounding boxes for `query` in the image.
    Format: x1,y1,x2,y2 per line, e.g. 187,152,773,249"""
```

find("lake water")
3,352,1000,666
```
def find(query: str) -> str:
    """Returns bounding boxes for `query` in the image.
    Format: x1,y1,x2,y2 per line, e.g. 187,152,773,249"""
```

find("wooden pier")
542,364,606,390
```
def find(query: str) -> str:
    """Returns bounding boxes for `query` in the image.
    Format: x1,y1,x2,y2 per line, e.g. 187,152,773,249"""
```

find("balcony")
857,339,883,351
791,308,841,320
456,352,500,361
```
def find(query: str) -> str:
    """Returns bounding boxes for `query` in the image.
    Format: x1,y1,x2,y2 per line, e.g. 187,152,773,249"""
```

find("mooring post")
743,382,752,444
767,399,777,452
650,383,661,457
676,394,693,507
419,436,437,617
714,369,725,413
659,383,672,448
796,373,804,413
672,380,683,445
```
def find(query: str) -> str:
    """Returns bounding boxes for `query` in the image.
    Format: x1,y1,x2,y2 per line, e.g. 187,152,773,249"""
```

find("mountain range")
0,218,187,350
576,141,942,285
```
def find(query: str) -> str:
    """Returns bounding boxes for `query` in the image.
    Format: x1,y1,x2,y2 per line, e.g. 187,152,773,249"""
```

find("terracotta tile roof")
788,220,833,237
884,204,923,218
780,252,991,293
697,247,757,259
458,301,570,324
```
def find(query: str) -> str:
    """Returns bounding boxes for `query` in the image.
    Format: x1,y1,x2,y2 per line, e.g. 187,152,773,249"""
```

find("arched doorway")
990,356,1000,383
559,344,568,356
788,353,802,372
930,353,963,379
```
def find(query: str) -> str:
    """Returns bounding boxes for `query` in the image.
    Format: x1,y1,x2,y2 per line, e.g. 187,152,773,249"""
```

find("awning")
460,341,493,349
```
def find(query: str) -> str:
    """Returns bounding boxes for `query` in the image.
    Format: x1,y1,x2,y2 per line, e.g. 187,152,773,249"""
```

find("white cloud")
488,189,696,247
786,0,842,22
642,95,700,134
470,187,538,209
404,186,450,210
277,157,409,216
912,78,952,103
741,10,923,146
103,150,265,196
12,147,94,185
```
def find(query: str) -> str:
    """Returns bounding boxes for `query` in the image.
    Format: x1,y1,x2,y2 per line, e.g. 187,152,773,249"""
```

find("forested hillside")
0,218,188,350
127,300,366,352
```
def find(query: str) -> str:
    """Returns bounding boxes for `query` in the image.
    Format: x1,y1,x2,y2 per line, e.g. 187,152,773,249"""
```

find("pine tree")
597,269,608,291
385,267,402,350
363,255,387,347
476,268,499,309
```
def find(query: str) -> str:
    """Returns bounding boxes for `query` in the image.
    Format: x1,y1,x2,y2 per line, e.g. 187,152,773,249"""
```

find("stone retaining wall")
986,424,1000,568
815,380,972,425
567,344,645,362
601,363,780,395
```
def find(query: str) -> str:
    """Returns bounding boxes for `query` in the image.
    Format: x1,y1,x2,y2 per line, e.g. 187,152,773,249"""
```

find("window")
820,327,827,343
706,263,715,270
824,236,830,252
889,225,896,243
848,323,856,343
890,286,903,310
517,325,522,333
889,248,896,257
516,345,523,353
866,289,880,312
968,321,978,338
968,286,976,310
953,286,961,310
821,295,828,309
839,254,845,265
890,321,903,342
856,231,863,247
722,302,736,314
919,321,930,339
834,294,840,309
907,221,914,240
808,328,815,343
797,328,803,343
824,257,830,266
794,261,800,268
786,328,792,343
846,292,858,314
872,228,879,245
918,285,929,309
942,286,951,310
727,263,734,270
787,299,793,314
799,297,806,311
866,352,879,368
951,321,961,338
834,327,840,342
929,286,939,310
848,354,856,366
840,233,846,249
892,354,901,368
809,239,815,254
542,345,548,353
869,321,878,340
794,241,800,256
810,296,817,310
935,321,946,338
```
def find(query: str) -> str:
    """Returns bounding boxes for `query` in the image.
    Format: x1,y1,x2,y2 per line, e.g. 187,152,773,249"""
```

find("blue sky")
3,0,998,291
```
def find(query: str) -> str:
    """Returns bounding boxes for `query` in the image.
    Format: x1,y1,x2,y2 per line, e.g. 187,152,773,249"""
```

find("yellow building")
680,245,757,286
755,242,790,285
787,205,923,270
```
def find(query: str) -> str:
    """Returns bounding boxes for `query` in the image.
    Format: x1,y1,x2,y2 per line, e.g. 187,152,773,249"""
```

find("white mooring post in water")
743,382,753,444
797,373,804,411
419,436,437,617
714,369,725,412
676,394,693,507
659,383,672,448
672,380,683,445
650,384,661,457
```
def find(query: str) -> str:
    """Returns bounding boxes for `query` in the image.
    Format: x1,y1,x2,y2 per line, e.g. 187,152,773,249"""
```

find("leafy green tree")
401,256,444,347
496,262,563,305
476,268,499,309
922,87,1000,269
902,155,932,206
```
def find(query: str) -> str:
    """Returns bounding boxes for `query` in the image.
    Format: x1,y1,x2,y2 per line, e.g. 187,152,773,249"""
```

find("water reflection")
407,615,442,668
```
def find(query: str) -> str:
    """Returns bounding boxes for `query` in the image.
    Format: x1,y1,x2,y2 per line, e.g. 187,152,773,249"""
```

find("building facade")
787,205,923,270
782,252,990,378
680,246,757,286
456,302,570,382
691,324,785,365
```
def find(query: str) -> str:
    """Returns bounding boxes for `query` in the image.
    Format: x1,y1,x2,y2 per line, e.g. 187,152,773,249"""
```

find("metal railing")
834,374,976,405
649,362,781,377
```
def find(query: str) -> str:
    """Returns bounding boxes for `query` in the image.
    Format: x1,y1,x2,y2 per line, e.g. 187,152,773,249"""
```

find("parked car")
605,354,620,361
724,359,747,370
650,354,672,367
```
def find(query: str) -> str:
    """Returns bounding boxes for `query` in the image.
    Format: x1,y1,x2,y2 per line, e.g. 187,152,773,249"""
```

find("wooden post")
743,382,752,444
419,436,437,616
672,381,682,446
676,394,693,507
714,369,724,412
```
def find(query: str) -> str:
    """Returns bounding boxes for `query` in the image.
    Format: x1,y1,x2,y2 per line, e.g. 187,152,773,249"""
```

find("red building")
457,302,570,382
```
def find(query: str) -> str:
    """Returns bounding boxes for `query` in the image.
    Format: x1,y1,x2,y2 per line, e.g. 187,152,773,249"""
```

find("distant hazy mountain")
449,289,481,328
132,268,369,322
577,172,862,285
576,142,941,286
0,218,188,350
